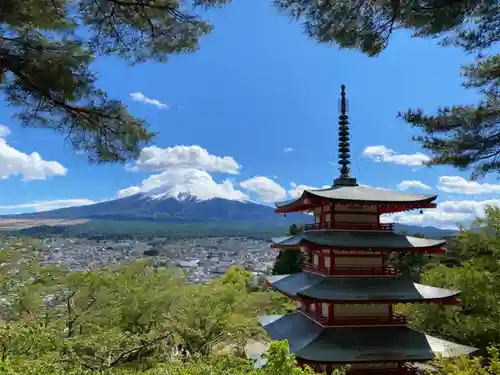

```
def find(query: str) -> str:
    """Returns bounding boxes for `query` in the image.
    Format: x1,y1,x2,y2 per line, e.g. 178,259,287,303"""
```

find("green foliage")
392,232,431,281
394,251,428,282
0,237,315,375
406,206,500,351
274,0,495,56
274,0,500,177
272,251,302,275
0,341,337,375
256,341,316,375
432,347,500,375
272,225,302,275
400,56,500,178
168,267,258,356
288,224,301,235
0,0,230,163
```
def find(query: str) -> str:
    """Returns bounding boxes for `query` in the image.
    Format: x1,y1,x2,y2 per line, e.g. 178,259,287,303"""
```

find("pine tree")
0,0,229,163
274,0,500,178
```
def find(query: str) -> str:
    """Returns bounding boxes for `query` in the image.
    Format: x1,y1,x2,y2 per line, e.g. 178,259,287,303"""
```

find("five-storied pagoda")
259,85,476,374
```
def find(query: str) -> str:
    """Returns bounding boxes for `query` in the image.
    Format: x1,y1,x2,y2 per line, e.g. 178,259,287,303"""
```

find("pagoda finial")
334,85,358,186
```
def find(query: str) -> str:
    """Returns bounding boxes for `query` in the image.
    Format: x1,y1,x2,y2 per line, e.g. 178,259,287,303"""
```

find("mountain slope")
4,193,307,223
4,192,456,238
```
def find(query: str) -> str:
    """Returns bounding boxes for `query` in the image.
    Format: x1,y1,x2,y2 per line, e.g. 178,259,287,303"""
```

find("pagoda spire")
334,84,358,187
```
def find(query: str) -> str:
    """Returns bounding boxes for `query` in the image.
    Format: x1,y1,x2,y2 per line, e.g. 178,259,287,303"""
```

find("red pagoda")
260,85,476,374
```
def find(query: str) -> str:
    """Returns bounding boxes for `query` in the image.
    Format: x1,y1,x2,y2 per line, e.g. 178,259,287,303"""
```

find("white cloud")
0,125,11,137
397,180,432,191
117,186,142,198
129,92,168,109
438,176,500,195
0,126,67,181
362,145,430,166
240,177,287,203
128,145,241,174
284,147,294,153
383,199,500,229
288,182,330,199
117,168,247,201
0,199,97,213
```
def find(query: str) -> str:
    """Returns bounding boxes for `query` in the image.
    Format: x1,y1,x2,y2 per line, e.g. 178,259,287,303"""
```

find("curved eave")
270,233,447,253
270,244,446,255
266,274,460,304
259,313,477,363
274,188,438,214
274,194,315,214
425,334,478,358
306,187,437,204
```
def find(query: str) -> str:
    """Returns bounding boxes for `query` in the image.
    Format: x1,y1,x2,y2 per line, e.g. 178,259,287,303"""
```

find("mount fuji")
3,185,457,238
4,187,308,224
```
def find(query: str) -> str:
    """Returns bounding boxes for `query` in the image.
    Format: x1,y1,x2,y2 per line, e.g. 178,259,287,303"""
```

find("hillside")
3,193,307,223
6,219,456,239
3,191,456,238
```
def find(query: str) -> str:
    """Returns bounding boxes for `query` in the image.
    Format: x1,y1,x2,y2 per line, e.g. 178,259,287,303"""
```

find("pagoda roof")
275,185,436,210
260,313,477,363
271,231,446,250
266,273,460,303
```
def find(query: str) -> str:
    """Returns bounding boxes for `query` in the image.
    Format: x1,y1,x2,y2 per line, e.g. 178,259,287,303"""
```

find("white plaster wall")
313,254,319,266
321,303,329,317
324,255,332,269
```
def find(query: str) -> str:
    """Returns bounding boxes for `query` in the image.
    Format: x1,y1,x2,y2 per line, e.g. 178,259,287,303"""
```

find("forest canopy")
0,237,299,374
404,206,500,351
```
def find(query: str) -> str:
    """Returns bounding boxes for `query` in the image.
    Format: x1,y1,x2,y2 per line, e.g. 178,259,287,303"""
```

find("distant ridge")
2,191,456,238
1,192,308,223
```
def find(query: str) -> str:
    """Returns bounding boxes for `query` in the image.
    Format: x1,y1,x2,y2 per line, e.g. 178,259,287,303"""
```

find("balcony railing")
304,310,408,327
303,222,331,230
304,222,394,231
302,263,398,276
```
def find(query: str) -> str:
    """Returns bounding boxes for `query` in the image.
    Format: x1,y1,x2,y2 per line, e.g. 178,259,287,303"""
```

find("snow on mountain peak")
118,169,249,202
143,187,247,202
144,188,200,202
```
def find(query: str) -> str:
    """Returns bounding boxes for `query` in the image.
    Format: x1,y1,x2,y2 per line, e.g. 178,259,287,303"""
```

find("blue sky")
0,1,498,229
